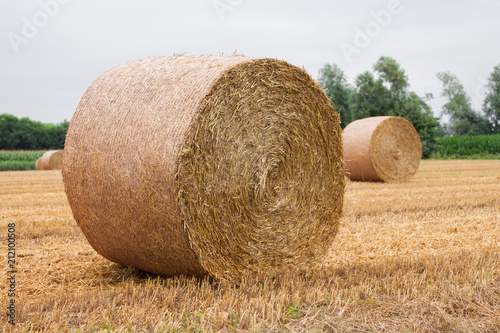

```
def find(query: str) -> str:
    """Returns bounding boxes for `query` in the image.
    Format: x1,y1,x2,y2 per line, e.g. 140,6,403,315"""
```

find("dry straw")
35,157,43,170
39,150,63,170
62,55,345,279
343,116,422,182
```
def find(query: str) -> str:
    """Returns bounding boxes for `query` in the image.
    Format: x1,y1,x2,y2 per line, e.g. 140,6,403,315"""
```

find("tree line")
318,57,500,157
0,114,69,150
2,58,499,157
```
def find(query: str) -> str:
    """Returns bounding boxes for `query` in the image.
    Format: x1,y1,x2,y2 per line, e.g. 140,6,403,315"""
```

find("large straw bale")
343,116,421,182
40,150,63,170
62,55,345,279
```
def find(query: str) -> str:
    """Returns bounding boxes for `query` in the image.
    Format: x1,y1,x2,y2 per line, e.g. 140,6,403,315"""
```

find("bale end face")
40,150,63,170
35,158,43,170
343,116,421,182
177,58,346,278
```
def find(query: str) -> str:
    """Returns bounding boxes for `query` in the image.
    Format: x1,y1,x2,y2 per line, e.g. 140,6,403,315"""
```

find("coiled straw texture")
63,55,345,279
40,150,63,170
343,116,422,182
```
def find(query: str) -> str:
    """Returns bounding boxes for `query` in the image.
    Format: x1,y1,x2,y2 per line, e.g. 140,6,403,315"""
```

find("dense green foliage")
0,114,69,150
392,92,444,159
437,72,491,136
483,65,500,133
319,57,443,158
0,151,44,171
431,134,500,158
317,64,353,128
319,58,500,159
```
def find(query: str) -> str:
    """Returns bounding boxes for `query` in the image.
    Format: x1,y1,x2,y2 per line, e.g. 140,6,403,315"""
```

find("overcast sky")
1,0,499,124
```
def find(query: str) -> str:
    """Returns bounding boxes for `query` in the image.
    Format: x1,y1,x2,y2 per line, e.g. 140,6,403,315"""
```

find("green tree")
393,93,443,158
43,123,61,149
0,114,21,149
56,120,70,147
483,65,500,133
0,114,68,150
318,63,353,128
18,117,41,149
351,56,409,119
351,71,390,119
437,72,491,136
374,56,409,98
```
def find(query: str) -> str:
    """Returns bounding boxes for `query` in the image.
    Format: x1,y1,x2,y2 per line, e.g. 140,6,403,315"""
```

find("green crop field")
0,150,45,171
431,134,500,159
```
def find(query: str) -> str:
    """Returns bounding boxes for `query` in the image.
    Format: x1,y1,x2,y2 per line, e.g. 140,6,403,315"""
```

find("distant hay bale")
343,116,422,182
35,158,43,170
39,150,63,170
62,55,346,279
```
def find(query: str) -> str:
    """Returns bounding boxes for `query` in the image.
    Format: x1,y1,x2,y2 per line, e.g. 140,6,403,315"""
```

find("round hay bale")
343,116,422,182
35,157,43,170
40,150,63,170
63,55,345,279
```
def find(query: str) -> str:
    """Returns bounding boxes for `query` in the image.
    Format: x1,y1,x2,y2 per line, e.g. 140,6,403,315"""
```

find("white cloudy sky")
1,0,499,124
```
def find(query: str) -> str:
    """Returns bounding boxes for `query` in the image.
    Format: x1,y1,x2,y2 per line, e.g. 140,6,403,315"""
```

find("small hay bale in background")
63,55,345,279
40,150,63,170
343,116,421,182
35,157,43,170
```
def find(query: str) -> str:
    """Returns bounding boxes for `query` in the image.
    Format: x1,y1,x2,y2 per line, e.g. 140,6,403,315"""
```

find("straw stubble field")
1,160,499,332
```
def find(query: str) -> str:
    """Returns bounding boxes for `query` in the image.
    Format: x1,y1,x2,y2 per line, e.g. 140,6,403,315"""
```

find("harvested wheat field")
1,160,499,332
